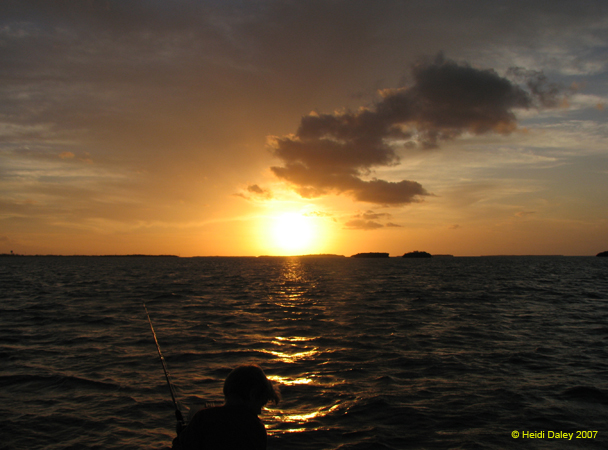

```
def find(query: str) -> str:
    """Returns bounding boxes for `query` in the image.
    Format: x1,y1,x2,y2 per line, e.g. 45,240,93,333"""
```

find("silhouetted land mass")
0,254,179,257
299,254,345,258
98,254,179,257
258,254,345,258
351,252,389,258
481,255,564,257
597,251,608,257
402,251,432,258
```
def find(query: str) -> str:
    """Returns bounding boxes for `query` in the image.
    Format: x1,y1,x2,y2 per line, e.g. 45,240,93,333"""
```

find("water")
1,256,607,449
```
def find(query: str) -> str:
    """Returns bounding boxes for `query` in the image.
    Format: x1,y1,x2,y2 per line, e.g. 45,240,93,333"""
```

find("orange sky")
1,1,607,256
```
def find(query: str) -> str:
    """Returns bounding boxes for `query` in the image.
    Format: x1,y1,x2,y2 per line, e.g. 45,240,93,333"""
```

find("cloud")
360,210,391,220
270,54,564,205
304,210,333,218
343,219,384,230
343,210,401,229
506,67,563,108
247,184,270,197
235,184,272,201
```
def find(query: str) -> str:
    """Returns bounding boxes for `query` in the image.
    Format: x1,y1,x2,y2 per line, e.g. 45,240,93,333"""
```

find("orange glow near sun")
267,212,325,255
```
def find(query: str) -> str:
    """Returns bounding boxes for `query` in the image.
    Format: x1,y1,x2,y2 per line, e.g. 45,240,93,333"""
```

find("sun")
270,212,317,254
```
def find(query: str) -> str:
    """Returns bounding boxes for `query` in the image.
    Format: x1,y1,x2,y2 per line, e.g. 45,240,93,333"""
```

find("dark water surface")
1,256,607,449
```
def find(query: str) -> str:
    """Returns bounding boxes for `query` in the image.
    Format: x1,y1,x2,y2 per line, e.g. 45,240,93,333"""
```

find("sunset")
269,212,319,254
3,3,608,450
1,1,607,256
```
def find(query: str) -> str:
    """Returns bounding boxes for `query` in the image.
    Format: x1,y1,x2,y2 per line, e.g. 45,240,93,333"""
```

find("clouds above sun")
268,54,567,206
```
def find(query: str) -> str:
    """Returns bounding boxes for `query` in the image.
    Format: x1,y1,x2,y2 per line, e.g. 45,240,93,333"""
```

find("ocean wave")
0,372,123,392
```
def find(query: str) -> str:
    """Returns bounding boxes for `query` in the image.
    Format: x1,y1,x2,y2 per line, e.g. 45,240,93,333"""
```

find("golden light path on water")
261,258,347,435
267,404,342,434
263,336,319,365
263,334,339,434
262,348,319,363
268,375,313,386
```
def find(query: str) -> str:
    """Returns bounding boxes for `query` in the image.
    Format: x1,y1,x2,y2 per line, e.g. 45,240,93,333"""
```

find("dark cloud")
269,136,429,204
270,54,563,205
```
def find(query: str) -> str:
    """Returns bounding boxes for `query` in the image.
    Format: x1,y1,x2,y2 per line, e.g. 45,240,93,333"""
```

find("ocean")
1,255,607,449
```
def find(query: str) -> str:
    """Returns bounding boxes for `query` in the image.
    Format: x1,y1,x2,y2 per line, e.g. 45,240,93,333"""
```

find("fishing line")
143,302,185,433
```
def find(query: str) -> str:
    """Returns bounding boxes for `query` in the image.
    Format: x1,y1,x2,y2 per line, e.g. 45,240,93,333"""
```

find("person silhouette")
172,365,281,450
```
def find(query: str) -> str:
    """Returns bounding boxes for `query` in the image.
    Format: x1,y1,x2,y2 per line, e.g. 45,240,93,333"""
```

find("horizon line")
2,253,605,258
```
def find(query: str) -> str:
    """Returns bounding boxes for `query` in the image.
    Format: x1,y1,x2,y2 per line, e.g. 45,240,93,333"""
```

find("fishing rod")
143,302,186,433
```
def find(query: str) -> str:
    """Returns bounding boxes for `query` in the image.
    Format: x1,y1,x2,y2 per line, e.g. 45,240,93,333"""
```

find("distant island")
258,254,345,258
0,253,179,257
402,251,432,258
598,251,608,257
351,252,389,258
299,254,345,258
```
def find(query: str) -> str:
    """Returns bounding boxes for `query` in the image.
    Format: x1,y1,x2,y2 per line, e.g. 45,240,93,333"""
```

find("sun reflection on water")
264,335,319,363
262,258,341,436
267,404,342,435
267,374,313,386
261,347,319,363
275,336,310,342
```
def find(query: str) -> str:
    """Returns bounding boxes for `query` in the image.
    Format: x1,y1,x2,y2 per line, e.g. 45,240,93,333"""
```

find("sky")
1,0,607,256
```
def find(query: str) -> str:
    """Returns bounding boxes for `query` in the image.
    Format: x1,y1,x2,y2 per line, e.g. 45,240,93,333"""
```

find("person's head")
223,365,281,413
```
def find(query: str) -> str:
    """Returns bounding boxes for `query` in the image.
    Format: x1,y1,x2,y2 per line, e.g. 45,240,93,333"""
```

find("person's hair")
223,365,281,405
